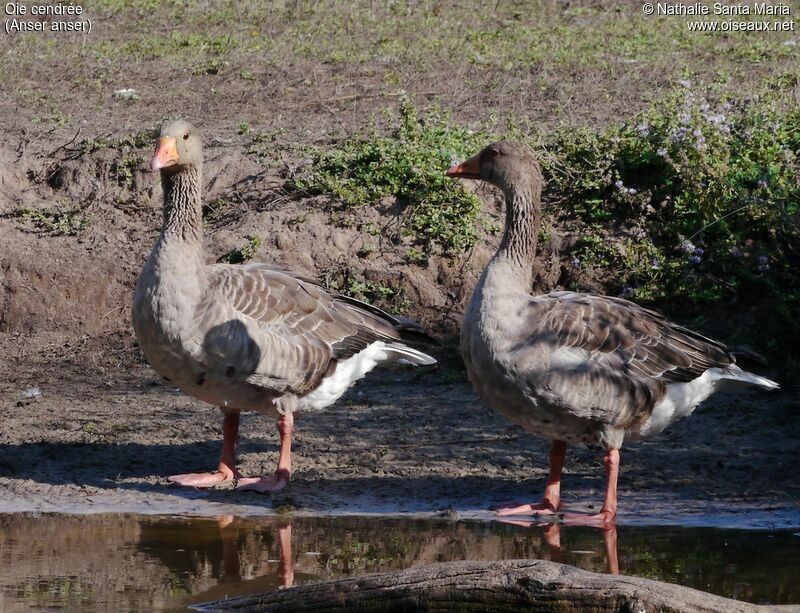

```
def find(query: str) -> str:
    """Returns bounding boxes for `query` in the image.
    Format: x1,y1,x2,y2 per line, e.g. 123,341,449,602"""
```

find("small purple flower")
758,255,770,272
688,249,703,265
692,128,703,138
627,187,637,195
694,138,706,151
621,285,635,298
729,246,742,258
671,127,688,143
615,179,624,190
657,147,668,157
757,179,768,189
651,258,661,270
678,238,695,254
570,256,580,267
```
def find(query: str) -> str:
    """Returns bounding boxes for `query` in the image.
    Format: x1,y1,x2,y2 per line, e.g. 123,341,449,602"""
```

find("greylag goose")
133,120,436,493
447,141,778,525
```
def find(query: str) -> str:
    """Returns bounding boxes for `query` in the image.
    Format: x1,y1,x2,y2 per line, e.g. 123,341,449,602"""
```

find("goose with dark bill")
133,120,436,493
447,141,778,525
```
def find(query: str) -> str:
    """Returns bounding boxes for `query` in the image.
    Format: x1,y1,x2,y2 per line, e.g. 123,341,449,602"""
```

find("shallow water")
0,513,798,611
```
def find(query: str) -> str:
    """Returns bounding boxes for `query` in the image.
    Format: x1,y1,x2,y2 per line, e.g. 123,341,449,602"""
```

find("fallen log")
193,559,788,612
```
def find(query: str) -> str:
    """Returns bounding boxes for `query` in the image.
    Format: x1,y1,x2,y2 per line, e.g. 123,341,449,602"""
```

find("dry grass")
1,0,797,150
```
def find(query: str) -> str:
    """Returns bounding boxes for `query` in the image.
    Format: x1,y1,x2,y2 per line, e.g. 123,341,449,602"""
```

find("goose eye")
183,133,190,140
489,148,500,158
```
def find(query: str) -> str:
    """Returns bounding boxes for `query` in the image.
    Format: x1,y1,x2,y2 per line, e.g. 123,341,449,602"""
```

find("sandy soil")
1,333,798,529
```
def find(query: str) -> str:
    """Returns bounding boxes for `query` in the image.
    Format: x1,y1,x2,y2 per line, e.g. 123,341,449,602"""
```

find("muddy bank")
1,332,798,528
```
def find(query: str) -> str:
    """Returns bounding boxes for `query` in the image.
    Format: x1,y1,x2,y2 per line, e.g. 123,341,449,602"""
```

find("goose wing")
519,291,734,427
207,263,423,396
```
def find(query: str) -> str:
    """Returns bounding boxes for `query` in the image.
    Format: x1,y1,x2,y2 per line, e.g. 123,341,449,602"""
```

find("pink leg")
494,440,566,516
277,522,294,588
169,411,243,487
604,525,620,574
218,516,240,581
562,448,619,527
541,522,568,565
237,412,294,493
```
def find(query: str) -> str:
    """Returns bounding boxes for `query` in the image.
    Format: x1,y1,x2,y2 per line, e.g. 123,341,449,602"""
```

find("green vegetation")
193,57,228,75
245,128,288,163
219,235,264,264
542,80,799,300
113,152,142,185
202,197,230,224
291,94,490,254
94,32,237,61
216,1,794,75
14,206,90,236
537,80,800,368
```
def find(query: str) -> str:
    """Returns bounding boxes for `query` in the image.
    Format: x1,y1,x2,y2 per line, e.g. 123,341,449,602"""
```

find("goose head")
446,141,540,195
150,120,203,173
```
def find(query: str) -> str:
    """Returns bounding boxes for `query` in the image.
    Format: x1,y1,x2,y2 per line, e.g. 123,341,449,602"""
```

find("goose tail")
385,343,437,366
713,366,779,391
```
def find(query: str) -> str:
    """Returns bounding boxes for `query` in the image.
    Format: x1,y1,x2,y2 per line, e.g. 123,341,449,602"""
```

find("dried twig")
46,129,81,158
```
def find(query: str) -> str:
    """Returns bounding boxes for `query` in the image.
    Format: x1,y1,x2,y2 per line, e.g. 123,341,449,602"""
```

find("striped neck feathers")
497,171,542,271
161,164,203,243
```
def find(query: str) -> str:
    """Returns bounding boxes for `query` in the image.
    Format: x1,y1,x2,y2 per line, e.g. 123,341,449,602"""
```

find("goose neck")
496,181,541,274
161,165,203,244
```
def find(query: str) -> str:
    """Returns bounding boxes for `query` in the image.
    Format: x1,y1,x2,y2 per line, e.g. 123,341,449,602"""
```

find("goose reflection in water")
497,519,620,575
185,514,620,611
181,518,296,608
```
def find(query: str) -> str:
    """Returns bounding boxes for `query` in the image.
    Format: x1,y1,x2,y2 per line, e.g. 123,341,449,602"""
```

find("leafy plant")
14,206,90,236
202,197,229,224
113,152,142,185
542,81,799,301
219,235,264,264
194,57,228,75
290,94,492,255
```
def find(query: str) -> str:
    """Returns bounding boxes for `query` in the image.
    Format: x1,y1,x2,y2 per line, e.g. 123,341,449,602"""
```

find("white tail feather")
385,343,437,366
299,341,436,411
714,366,779,391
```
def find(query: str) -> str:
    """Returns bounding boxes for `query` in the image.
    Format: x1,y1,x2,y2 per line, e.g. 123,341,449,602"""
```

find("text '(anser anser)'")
448,141,778,525
133,121,436,493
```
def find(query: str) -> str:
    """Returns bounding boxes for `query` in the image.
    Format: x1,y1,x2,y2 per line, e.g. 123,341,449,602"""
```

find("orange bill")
446,153,481,179
149,136,179,171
